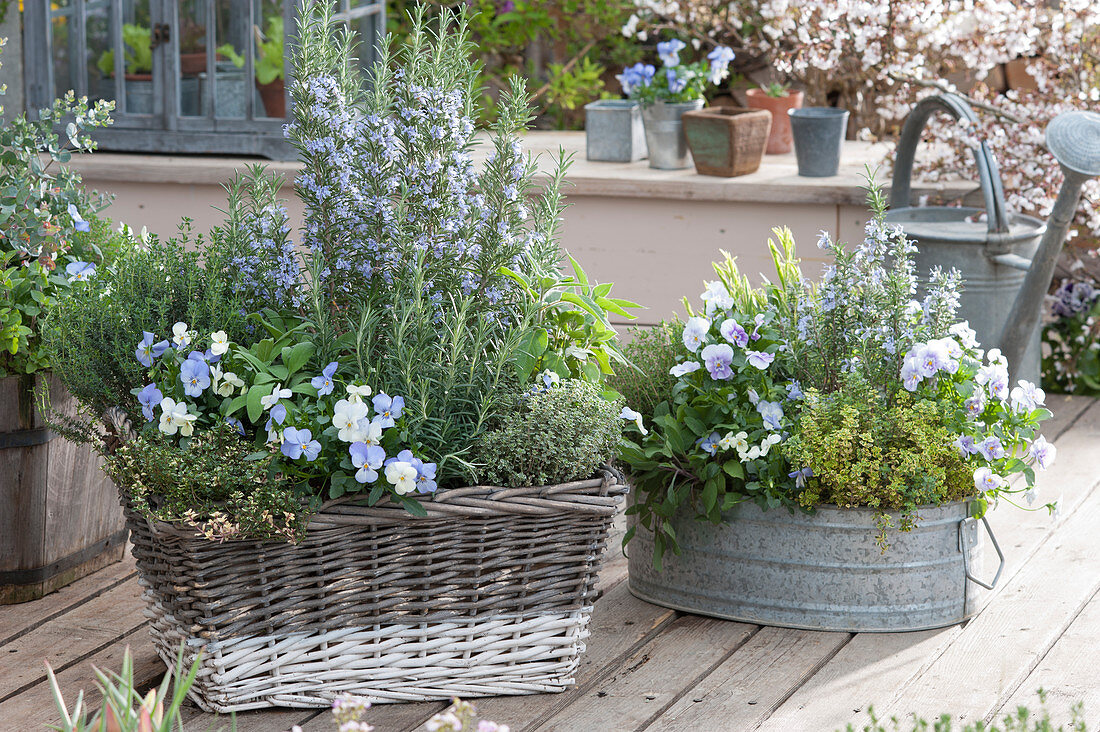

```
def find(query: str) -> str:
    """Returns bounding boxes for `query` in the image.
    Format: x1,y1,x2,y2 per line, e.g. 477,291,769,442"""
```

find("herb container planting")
618,180,1055,632
47,5,638,710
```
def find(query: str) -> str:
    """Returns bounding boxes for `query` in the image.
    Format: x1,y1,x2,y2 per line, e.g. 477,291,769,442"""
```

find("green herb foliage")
105,422,305,543
785,376,973,546
843,691,1086,732
475,379,622,488
43,224,251,424
611,319,682,422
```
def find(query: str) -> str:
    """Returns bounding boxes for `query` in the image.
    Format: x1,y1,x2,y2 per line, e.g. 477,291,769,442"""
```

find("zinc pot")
745,88,803,154
585,100,647,163
641,99,704,170
0,374,126,604
682,106,771,177
789,107,850,177
627,498,1002,632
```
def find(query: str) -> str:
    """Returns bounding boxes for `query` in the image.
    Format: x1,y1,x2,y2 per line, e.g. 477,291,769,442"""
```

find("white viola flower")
1028,434,1056,469
260,383,293,410
973,467,1007,493
217,371,245,397
900,355,923,392
171,321,192,349
1010,380,1046,413
385,461,419,495
346,383,373,403
360,419,383,447
619,406,648,436
333,398,370,442
682,317,711,353
669,361,701,377
949,321,979,350
986,347,1008,367
700,281,734,317
209,330,229,356
158,397,196,436
1024,486,1039,506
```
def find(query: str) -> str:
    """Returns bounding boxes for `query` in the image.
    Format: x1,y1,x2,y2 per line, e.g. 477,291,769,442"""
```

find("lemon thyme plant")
47,3,635,540
620,177,1056,566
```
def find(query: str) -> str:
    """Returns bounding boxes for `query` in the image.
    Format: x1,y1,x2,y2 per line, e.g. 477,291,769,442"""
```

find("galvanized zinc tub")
628,499,1002,632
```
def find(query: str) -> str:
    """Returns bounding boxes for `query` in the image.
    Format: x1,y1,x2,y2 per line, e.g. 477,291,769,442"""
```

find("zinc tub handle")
959,516,1005,591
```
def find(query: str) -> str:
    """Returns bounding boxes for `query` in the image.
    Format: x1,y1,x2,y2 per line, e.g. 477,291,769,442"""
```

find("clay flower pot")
745,88,804,155
257,77,286,118
682,107,771,177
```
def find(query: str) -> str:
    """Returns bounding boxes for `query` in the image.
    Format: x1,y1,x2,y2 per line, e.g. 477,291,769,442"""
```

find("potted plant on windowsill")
745,82,804,155
217,15,286,118
618,41,736,170
617,179,1056,632
95,23,154,115
0,75,127,603
45,4,638,711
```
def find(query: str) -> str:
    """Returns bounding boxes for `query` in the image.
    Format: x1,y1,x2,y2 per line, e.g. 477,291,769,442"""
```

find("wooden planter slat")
0,373,126,604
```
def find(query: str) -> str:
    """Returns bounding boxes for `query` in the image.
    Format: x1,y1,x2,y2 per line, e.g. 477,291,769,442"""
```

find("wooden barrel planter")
0,373,127,604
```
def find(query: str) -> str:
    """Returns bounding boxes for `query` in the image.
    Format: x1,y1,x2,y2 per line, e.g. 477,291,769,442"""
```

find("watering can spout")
998,111,1100,380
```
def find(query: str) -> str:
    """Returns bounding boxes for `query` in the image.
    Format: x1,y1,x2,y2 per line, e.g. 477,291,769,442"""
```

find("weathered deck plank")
0,579,147,701
650,625,851,731
0,551,136,645
877,477,1100,724
0,628,163,730
533,616,757,731
996,586,1100,730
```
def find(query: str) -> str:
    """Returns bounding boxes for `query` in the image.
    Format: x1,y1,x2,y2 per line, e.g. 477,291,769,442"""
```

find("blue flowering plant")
0,74,122,376
51,4,632,542
617,39,735,104
620,177,1056,564
1041,279,1100,395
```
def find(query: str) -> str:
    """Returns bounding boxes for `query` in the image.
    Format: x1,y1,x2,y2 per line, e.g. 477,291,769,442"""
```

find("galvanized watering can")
886,94,1100,382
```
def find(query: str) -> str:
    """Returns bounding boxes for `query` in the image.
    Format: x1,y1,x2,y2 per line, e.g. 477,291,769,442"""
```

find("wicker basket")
122,470,626,712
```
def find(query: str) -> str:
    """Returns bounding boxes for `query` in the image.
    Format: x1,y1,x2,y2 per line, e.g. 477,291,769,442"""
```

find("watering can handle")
890,93,1011,236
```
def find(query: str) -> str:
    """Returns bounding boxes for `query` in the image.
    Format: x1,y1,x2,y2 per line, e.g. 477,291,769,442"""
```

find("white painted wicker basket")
123,470,625,712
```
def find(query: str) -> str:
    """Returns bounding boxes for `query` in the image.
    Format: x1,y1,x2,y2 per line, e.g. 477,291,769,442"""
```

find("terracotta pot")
682,106,771,177
179,52,207,76
745,88,804,155
257,77,286,118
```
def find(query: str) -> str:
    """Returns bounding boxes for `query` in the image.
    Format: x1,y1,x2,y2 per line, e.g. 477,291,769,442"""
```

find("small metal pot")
789,107,849,177
641,99,704,170
585,99,647,163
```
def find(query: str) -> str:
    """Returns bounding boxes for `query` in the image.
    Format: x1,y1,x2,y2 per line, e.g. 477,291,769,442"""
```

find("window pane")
86,0,114,106
253,0,286,118
120,0,154,115
50,0,75,101
177,0,206,117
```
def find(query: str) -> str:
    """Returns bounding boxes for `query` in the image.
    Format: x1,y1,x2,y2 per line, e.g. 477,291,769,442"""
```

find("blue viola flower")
350,442,386,483
137,383,163,421
265,403,288,434
665,67,688,94
67,204,90,233
372,392,405,429
179,358,210,397
697,432,721,456
225,416,246,436
415,461,438,494
66,261,95,282
281,426,321,461
788,466,813,489
135,331,170,368
311,361,338,396
706,46,735,84
657,39,686,67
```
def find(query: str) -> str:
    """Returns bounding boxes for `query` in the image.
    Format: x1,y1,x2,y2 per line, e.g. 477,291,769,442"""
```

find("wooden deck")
4,394,1100,732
